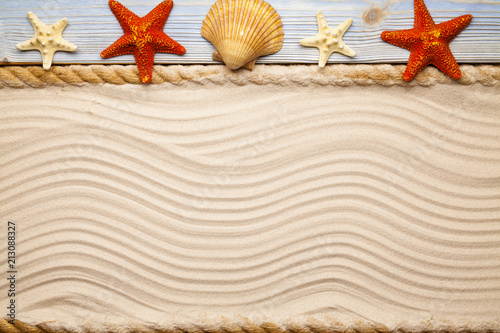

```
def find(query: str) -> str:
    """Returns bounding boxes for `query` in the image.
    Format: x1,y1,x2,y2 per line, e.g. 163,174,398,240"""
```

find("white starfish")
17,12,77,70
300,11,355,68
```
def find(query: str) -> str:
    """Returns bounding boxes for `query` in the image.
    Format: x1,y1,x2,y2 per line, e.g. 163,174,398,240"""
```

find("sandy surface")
0,82,499,330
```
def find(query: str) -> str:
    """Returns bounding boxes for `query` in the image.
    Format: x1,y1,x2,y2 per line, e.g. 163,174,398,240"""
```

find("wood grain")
1,0,499,66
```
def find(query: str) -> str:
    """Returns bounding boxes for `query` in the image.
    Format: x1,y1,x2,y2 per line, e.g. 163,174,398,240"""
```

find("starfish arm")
41,49,56,70
53,17,69,31
133,44,156,83
318,49,332,68
436,14,473,42
413,0,435,30
101,34,136,58
339,44,355,57
431,44,462,79
381,29,420,51
26,12,46,31
337,18,353,37
300,35,320,48
16,38,38,51
56,39,78,52
150,31,186,55
403,46,432,81
108,0,140,34
316,12,329,34
143,0,173,31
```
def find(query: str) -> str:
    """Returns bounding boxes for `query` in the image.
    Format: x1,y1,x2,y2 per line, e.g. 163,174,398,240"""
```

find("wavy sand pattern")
0,83,499,328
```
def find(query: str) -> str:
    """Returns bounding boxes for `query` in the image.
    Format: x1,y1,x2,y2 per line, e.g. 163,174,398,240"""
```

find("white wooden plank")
1,0,499,66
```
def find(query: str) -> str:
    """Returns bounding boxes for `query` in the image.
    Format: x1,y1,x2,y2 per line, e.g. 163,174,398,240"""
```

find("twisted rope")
3,318,498,333
4,317,500,333
0,64,499,88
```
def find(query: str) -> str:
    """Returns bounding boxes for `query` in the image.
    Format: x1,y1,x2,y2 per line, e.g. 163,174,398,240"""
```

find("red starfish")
381,0,472,81
101,0,185,83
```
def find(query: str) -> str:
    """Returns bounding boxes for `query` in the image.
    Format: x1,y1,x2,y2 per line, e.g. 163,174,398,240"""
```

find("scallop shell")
201,0,284,70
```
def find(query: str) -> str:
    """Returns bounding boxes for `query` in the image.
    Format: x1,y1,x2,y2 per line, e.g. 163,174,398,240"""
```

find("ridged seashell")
201,0,284,70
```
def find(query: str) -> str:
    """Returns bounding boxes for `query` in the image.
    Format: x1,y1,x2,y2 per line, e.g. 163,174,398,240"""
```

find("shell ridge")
236,0,245,45
201,10,217,42
221,0,228,62
252,9,279,43
239,0,260,63
249,4,277,46
229,0,235,53
201,6,216,44
253,15,283,54
233,0,246,66
242,3,281,59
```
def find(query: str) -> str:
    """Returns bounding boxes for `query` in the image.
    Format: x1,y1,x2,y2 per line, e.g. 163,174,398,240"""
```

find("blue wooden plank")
1,0,499,65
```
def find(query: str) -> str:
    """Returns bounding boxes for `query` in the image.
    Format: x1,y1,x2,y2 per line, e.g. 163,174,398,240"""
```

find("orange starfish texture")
381,0,472,81
101,0,185,83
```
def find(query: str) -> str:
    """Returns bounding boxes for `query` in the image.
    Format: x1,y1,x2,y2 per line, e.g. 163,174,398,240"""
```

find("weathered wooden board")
1,0,499,66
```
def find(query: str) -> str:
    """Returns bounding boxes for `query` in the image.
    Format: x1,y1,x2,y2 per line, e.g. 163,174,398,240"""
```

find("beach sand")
1,78,499,330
